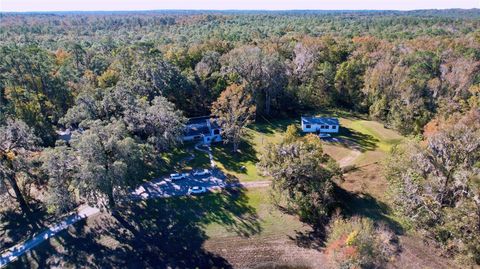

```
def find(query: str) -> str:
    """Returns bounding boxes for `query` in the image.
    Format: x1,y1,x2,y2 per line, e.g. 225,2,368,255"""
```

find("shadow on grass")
248,118,296,135
288,183,404,252
328,126,379,152
213,139,259,174
290,226,327,251
333,185,404,234
10,187,261,269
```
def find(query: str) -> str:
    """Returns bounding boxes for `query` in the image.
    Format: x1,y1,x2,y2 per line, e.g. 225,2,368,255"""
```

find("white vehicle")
319,133,331,138
170,173,188,181
188,186,207,195
192,169,210,176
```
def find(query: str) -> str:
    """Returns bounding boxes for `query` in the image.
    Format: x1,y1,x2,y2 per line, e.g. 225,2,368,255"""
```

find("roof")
185,116,220,137
185,124,210,137
187,116,212,125
301,116,339,126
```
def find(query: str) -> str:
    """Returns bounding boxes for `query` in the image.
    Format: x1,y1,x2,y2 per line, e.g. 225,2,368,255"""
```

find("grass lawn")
212,118,290,182
162,111,405,182
205,186,307,239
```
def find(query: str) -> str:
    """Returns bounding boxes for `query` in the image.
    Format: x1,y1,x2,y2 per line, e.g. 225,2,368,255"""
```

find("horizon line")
2,8,479,14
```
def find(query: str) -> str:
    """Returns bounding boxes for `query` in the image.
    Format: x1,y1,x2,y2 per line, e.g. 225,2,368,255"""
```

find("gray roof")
301,116,339,126
185,123,210,137
184,116,220,137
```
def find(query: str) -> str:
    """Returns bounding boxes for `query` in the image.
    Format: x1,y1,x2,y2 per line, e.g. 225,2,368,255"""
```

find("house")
301,116,340,134
56,127,84,143
56,129,72,142
183,116,222,144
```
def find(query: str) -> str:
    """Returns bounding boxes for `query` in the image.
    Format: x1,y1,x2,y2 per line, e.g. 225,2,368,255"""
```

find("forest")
0,9,479,268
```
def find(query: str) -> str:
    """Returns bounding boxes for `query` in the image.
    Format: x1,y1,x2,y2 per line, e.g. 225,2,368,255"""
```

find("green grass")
163,111,404,181
341,119,403,152
212,118,292,182
205,187,306,239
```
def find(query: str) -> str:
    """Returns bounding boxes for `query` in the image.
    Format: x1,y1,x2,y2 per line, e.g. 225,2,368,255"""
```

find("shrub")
326,216,399,269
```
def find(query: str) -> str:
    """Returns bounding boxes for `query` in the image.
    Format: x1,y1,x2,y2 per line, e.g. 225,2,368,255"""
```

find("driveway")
0,206,99,268
131,169,228,199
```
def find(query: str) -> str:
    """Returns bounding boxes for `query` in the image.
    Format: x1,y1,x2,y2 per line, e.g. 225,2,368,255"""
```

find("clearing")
2,111,460,268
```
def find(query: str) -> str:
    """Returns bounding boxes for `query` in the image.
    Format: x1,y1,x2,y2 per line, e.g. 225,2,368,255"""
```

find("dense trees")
0,13,479,265
0,45,73,145
385,109,480,264
71,120,142,209
0,119,39,217
2,11,479,138
41,145,76,214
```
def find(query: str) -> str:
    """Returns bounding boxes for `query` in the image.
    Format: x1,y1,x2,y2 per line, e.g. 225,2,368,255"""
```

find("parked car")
188,186,207,195
170,173,188,181
319,133,331,138
192,169,210,176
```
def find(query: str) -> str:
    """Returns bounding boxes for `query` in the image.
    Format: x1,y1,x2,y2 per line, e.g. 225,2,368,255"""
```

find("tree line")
0,10,479,265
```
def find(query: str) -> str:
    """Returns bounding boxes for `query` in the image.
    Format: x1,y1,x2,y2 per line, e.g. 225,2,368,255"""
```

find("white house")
301,116,340,134
183,116,222,144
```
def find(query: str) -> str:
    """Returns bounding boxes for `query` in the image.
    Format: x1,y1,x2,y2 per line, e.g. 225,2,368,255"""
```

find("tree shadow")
213,139,259,174
248,117,295,135
333,185,404,234
289,226,327,251
327,126,379,152
0,202,51,253
9,187,261,268
287,184,404,252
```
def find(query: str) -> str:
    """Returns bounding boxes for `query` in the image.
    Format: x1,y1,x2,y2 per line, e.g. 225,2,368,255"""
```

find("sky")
1,0,479,12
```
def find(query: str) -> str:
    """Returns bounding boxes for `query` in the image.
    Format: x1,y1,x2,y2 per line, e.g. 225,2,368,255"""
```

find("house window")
306,124,311,129
325,125,330,129
213,129,220,135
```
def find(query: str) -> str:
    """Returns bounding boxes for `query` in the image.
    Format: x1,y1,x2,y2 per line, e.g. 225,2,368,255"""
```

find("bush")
326,216,399,269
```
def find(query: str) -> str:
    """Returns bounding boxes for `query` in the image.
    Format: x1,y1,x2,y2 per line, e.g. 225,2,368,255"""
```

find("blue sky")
1,0,479,12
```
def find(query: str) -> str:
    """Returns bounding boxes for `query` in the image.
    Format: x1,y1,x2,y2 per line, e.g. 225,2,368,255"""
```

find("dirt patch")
337,149,361,167
205,234,332,269
389,235,461,269
341,162,388,199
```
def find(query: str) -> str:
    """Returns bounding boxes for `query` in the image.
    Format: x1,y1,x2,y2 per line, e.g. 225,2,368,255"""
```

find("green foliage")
283,124,300,144
41,145,76,215
97,68,120,88
334,59,366,111
0,118,40,216
258,133,341,224
71,120,143,209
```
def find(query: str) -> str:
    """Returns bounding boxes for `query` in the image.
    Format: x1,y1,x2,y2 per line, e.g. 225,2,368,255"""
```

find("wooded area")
0,10,479,267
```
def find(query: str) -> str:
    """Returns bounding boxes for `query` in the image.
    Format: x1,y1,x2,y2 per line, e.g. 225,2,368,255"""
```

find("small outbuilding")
301,116,340,134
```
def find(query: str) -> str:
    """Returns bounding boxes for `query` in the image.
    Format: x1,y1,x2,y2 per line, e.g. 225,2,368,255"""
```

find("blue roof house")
301,116,340,134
